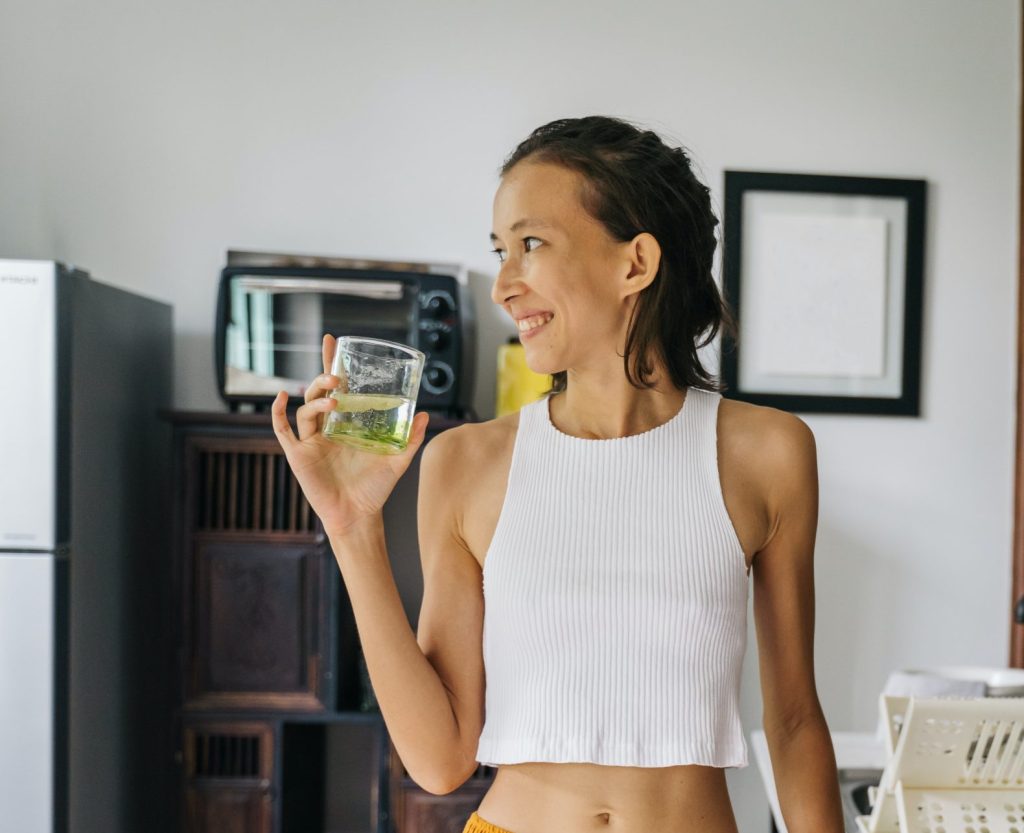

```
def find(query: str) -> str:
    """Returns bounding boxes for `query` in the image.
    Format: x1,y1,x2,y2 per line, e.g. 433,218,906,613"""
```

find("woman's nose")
490,259,520,306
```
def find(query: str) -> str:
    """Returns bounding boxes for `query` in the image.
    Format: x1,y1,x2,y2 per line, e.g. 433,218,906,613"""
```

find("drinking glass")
321,337,425,454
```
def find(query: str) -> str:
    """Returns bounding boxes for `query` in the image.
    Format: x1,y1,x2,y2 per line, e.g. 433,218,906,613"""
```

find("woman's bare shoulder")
718,394,813,451
718,394,817,501
421,411,523,567
430,411,520,459
424,410,521,477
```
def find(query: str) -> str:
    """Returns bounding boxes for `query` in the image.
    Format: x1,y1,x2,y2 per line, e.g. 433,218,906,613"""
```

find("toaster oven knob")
422,362,453,394
424,294,453,318
424,329,449,351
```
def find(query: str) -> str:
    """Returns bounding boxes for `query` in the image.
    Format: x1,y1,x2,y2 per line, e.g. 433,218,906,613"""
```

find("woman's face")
489,160,634,378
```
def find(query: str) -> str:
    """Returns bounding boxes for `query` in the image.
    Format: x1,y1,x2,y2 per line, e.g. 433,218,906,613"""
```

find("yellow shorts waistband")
462,810,515,833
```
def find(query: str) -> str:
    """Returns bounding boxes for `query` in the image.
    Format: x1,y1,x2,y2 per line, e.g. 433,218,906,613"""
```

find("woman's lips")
517,312,554,340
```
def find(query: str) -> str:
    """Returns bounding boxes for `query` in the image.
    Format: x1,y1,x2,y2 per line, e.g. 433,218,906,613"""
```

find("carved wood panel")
186,436,317,538
185,536,330,711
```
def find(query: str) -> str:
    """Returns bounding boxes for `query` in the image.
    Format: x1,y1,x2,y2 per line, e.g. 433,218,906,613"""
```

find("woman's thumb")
403,411,431,456
414,410,430,445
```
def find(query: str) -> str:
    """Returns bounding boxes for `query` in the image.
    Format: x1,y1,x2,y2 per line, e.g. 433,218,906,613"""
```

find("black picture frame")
720,171,927,416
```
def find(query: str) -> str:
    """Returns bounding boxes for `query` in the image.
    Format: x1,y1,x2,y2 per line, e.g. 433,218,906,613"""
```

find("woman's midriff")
475,761,740,833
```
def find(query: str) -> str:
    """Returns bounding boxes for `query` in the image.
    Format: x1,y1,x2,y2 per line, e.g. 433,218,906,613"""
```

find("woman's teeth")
517,313,554,332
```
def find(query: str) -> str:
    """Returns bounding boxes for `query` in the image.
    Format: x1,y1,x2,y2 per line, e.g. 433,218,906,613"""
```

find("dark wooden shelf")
160,408,475,431
184,709,385,725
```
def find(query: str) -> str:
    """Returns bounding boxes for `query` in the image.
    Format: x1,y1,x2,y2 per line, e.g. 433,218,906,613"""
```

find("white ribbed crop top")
474,387,750,769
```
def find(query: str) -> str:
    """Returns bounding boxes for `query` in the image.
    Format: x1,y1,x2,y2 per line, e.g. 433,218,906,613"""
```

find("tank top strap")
682,386,722,450
680,386,726,491
521,393,550,433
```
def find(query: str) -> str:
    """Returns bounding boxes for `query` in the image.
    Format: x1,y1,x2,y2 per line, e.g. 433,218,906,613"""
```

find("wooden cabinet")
165,410,491,833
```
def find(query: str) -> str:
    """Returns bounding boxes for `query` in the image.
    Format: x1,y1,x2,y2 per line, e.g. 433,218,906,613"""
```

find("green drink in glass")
322,337,425,454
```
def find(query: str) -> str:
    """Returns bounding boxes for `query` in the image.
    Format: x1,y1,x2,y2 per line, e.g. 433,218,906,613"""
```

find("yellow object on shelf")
496,339,552,417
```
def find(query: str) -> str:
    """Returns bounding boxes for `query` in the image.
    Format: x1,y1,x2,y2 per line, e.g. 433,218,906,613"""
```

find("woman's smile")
517,312,554,340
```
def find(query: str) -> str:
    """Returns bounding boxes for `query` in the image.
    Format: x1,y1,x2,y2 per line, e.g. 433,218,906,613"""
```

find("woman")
271,116,845,833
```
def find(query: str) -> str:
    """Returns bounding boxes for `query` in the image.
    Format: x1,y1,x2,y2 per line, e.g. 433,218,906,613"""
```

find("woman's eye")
524,236,542,253
490,248,506,263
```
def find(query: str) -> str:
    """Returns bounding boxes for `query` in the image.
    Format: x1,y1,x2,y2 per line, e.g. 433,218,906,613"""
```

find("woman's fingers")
296,396,335,440
273,387,336,444
271,391,298,452
322,333,335,375
304,373,341,405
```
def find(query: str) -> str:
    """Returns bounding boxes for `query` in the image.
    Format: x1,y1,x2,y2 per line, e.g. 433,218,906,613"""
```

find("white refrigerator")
0,259,173,833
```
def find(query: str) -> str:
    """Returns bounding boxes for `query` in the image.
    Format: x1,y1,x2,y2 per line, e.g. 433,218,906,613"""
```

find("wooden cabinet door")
185,535,331,711
183,721,275,833
184,785,272,833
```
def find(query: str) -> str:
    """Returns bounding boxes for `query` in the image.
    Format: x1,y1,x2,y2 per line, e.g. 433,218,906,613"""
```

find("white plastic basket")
857,696,1024,833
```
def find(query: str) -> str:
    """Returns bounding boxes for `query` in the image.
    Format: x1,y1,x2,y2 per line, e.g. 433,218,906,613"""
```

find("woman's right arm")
270,335,484,794
329,426,485,794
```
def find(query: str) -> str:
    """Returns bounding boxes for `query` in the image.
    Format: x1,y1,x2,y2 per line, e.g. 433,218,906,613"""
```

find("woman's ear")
620,232,662,299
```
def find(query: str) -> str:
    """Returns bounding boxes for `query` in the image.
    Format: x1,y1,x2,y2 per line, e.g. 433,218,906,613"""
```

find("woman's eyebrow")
489,218,555,242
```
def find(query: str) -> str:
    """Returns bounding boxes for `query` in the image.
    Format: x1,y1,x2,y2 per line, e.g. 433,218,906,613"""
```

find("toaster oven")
215,250,475,417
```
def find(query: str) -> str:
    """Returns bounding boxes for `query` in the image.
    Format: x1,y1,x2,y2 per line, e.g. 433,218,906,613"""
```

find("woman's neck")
549,377,687,440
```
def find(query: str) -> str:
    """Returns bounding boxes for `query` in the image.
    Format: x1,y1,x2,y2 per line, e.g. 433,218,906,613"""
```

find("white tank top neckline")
541,389,690,444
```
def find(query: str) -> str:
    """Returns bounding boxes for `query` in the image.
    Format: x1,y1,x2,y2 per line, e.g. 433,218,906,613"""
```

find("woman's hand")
270,333,430,537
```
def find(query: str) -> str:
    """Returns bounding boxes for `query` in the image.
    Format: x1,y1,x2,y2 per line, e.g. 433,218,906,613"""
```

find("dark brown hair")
500,115,738,395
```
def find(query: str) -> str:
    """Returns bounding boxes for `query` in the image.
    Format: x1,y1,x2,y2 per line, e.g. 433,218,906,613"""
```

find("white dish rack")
856,695,1024,833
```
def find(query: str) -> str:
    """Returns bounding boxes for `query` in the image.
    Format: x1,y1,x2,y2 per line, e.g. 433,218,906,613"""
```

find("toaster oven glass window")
225,275,418,395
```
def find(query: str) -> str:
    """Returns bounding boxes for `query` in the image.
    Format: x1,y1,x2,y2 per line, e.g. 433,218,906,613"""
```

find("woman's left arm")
750,410,845,833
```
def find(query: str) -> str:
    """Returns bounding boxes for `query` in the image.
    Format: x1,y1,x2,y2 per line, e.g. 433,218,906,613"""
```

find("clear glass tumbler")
321,337,425,454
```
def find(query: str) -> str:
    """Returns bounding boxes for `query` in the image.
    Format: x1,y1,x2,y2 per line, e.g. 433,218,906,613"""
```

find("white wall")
1,1,1018,829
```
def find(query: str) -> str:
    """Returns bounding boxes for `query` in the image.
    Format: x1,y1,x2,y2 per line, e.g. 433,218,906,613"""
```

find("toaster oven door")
224,275,419,397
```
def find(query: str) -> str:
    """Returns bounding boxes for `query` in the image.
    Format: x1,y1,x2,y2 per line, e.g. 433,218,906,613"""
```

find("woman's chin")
519,341,564,378
525,361,561,378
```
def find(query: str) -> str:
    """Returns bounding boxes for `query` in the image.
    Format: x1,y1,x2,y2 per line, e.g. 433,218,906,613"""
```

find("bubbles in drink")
322,392,416,454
